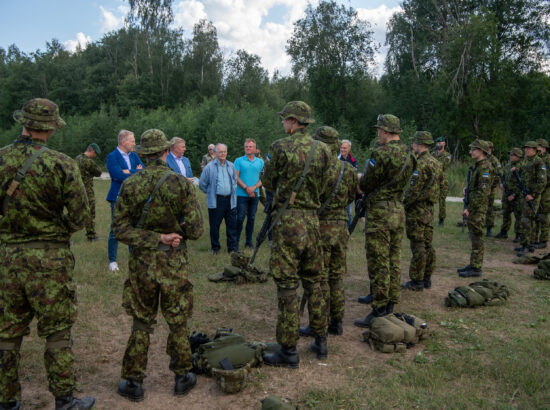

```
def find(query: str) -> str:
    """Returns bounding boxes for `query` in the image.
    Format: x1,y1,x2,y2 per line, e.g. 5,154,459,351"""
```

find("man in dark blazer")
106,129,144,271
166,137,193,179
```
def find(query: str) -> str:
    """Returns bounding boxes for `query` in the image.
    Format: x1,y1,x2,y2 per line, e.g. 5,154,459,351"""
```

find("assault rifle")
513,169,537,214
499,173,512,198
348,196,366,235
462,168,472,233
248,200,272,267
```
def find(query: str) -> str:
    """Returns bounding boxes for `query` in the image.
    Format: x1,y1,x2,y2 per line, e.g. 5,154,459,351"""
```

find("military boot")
423,275,432,289
174,372,197,396
458,267,482,277
117,379,145,402
535,241,547,249
401,280,424,291
494,231,508,239
309,335,328,359
263,346,299,369
298,325,314,337
385,302,395,314
55,395,95,410
0,402,20,410
486,227,493,237
457,265,472,273
514,245,524,252
357,294,373,304
353,305,387,328
513,234,521,243
327,319,343,336
438,218,444,227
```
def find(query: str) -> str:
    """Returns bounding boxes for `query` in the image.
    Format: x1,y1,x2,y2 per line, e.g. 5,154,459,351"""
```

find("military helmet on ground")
412,131,434,145
277,101,315,124
135,129,171,155
469,139,490,154
536,138,549,149
373,114,402,133
524,140,539,149
509,148,523,158
13,98,66,131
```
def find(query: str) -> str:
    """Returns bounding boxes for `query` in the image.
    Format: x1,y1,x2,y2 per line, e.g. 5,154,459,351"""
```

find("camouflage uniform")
114,130,204,383
535,139,550,245
262,103,332,350
358,115,416,316
432,143,451,222
0,99,91,405
485,143,502,232
75,150,102,239
499,150,523,237
403,132,441,287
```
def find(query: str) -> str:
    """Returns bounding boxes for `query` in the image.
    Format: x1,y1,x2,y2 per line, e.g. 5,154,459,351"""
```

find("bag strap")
318,160,345,216
3,146,49,215
135,171,173,229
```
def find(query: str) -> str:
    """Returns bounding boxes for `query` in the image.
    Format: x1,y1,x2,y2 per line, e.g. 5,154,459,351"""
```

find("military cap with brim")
13,98,66,131
486,141,494,149
469,139,490,154
373,114,402,133
524,141,539,149
435,137,445,143
135,129,171,155
277,101,315,124
313,126,339,143
412,131,434,145
90,143,101,155
536,138,549,148
509,148,523,157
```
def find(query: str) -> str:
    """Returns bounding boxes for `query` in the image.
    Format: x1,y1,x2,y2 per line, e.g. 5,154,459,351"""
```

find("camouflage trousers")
485,190,497,228
121,247,193,382
365,202,405,310
405,208,435,281
0,246,77,402
84,186,96,239
501,195,521,235
467,209,486,269
270,210,326,347
535,192,550,243
438,177,449,221
520,196,542,247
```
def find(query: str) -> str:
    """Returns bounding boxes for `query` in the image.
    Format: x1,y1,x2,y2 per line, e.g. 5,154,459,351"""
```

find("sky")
0,0,403,77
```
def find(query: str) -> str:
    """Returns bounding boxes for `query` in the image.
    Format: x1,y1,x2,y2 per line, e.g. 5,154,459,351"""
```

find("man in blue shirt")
106,130,144,271
235,139,264,249
166,137,193,179
199,143,238,254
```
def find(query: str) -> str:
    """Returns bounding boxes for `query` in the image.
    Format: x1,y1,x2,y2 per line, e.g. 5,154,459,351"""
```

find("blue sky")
0,0,402,75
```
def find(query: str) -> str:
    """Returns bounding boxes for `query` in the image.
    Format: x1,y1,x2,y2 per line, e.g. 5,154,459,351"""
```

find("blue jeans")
108,200,131,262
236,195,259,247
208,195,238,252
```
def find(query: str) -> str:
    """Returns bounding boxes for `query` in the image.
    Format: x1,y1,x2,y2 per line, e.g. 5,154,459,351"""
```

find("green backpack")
534,259,550,280
362,313,429,353
445,279,509,307
208,252,269,284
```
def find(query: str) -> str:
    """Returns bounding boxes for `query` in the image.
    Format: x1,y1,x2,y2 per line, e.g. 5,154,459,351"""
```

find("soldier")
75,143,102,241
114,129,204,401
0,99,94,409
514,141,547,256
485,141,502,237
262,101,332,366
402,131,441,291
354,114,416,328
494,148,523,241
432,137,452,226
534,139,550,249
299,126,358,337
457,139,493,277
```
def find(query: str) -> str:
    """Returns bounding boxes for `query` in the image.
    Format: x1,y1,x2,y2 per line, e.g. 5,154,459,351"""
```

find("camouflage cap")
13,98,66,131
89,143,101,155
135,129,171,155
412,131,434,145
261,395,296,410
277,101,315,124
509,148,523,157
536,138,549,148
435,137,446,143
313,126,340,153
469,139,490,154
373,114,402,134
486,141,494,149
524,140,538,149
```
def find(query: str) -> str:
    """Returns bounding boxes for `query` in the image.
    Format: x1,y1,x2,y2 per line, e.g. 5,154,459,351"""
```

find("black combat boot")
529,244,536,253
513,234,521,243
174,372,197,396
486,227,493,237
327,319,343,336
385,302,395,314
298,325,314,337
494,231,508,239
309,335,328,359
117,379,144,402
0,402,20,410
458,267,482,277
55,395,95,410
438,218,444,227
535,241,547,249
353,305,387,328
401,280,424,291
357,294,373,304
457,265,472,273
514,245,525,252
263,345,299,369
423,275,432,289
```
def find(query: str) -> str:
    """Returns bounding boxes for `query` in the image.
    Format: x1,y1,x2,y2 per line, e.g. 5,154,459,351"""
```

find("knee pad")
132,318,155,334
46,329,71,350
0,336,23,351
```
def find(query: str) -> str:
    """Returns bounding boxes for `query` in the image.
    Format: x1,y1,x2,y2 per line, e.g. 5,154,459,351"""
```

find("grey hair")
170,137,186,146
117,129,134,145
341,139,352,148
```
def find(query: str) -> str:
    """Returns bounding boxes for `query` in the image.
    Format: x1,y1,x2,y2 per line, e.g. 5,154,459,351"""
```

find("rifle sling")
135,171,174,229
318,160,345,216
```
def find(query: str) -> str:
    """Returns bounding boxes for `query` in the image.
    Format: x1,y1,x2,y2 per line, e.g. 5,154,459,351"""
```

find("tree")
223,50,269,106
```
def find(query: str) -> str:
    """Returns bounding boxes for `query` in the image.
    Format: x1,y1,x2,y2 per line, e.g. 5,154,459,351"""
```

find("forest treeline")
0,0,548,169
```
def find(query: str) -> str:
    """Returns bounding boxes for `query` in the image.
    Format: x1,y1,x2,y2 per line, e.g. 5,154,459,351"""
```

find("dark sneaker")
117,379,144,402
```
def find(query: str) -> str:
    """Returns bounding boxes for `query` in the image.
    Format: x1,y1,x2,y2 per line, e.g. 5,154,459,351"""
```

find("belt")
216,194,231,198
158,243,185,251
4,241,69,249
371,200,401,207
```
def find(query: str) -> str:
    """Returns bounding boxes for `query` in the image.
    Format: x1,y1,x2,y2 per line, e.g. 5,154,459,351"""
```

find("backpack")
445,279,509,307
362,313,429,353
534,259,550,280
208,252,269,284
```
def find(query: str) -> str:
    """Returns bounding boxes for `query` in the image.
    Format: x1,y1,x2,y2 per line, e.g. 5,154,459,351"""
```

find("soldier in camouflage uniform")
457,140,493,277
494,148,523,241
354,114,416,328
485,141,502,237
0,99,94,410
432,137,451,226
114,129,204,401
534,139,550,249
298,126,357,338
75,143,102,241
402,131,441,291
513,141,547,256
262,102,332,366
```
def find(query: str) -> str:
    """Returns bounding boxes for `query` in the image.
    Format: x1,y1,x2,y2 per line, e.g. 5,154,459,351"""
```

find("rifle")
248,200,272,267
513,169,537,214
499,173,512,198
348,196,366,235
462,168,472,233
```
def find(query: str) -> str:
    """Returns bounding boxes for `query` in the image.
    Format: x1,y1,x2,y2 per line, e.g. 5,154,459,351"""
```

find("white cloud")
64,32,92,53
174,0,207,31
99,5,125,33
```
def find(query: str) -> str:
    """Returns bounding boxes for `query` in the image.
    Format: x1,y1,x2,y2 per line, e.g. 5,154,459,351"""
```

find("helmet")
277,101,315,124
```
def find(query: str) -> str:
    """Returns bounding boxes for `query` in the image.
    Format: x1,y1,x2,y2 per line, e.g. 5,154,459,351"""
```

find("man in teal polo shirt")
235,138,264,249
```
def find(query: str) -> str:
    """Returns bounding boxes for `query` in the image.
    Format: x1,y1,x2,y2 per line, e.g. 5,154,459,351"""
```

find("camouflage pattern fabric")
404,151,441,281
113,159,204,381
0,135,89,402
75,153,102,239
360,140,417,309
535,151,550,242
465,158,491,269
501,159,522,235
432,149,451,220
263,128,332,346
485,154,502,228
518,154,546,246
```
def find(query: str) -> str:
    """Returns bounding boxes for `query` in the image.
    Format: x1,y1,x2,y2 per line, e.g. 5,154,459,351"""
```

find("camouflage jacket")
263,128,332,211
432,149,452,173
318,158,358,221
0,135,90,243
466,158,491,214
503,160,522,197
359,139,417,204
75,153,102,187
113,159,204,249
403,150,441,209
519,155,546,197
487,155,502,190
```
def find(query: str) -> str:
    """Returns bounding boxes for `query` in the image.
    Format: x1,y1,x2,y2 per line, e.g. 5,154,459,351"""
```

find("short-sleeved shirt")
234,155,264,196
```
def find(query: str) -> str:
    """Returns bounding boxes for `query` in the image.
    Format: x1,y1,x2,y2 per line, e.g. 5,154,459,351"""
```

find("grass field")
14,179,550,409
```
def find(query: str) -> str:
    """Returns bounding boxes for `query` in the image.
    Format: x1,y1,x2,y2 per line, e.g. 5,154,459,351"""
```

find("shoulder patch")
412,170,419,176
369,158,376,167
542,165,547,170
447,155,451,160
482,172,489,178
